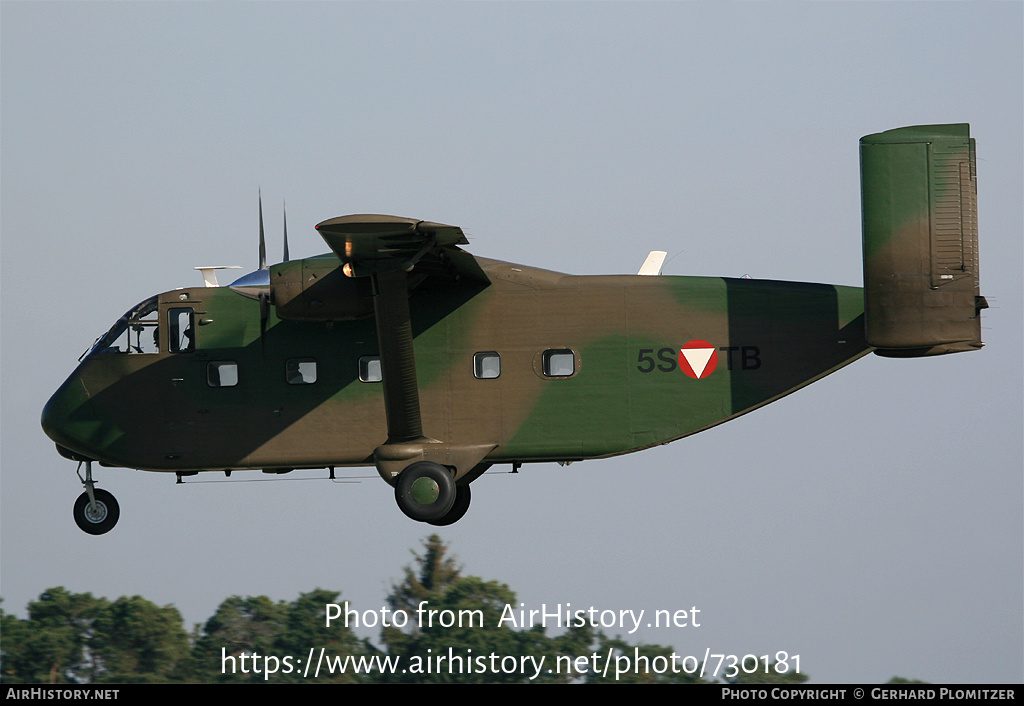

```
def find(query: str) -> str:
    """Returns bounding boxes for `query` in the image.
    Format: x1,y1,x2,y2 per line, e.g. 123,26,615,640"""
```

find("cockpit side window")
168,307,195,353
91,297,160,355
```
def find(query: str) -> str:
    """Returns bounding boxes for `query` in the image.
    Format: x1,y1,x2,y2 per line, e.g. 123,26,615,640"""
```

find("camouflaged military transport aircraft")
42,124,987,534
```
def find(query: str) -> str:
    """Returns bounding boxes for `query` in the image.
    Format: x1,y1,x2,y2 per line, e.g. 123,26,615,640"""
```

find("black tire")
427,484,471,526
73,489,120,535
394,461,456,522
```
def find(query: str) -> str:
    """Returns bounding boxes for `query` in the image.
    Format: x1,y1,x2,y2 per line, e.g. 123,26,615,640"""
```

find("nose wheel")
73,461,120,535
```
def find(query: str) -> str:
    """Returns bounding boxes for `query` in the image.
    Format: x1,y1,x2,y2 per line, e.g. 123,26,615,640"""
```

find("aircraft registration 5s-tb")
43,124,988,534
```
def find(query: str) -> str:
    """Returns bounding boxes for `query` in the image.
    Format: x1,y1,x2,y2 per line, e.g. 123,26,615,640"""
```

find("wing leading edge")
315,214,488,283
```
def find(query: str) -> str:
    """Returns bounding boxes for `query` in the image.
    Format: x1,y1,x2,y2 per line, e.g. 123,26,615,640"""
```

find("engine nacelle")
270,256,374,321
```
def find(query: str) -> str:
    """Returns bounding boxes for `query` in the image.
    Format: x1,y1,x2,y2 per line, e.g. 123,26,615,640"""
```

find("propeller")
228,190,289,350
257,190,270,346
283,200,290,263
258,189,267,270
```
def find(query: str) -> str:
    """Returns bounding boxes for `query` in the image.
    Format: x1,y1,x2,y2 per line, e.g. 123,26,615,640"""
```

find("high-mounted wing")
315,214,488,282
313,215,496,483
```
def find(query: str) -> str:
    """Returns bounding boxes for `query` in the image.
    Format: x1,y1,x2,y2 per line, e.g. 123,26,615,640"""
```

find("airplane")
41,124,987,534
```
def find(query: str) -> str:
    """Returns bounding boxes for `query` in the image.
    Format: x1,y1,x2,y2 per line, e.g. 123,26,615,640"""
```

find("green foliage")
10,588,108,683
190,590,374,683
387,534,461,615
0,588,188,683
193,595,288,667
378,534,591,683
1,536,837,684
90,595,190,683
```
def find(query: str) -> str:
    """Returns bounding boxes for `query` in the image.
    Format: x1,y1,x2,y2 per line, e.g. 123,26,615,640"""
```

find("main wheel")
73,489,120,535
427,484,471,526
394,461,456,522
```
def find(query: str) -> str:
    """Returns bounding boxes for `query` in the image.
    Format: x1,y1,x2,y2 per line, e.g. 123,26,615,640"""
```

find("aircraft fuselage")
42,256,869,474
41,124,984,532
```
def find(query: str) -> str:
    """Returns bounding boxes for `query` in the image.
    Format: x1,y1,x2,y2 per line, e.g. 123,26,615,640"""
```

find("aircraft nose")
41,374,95,457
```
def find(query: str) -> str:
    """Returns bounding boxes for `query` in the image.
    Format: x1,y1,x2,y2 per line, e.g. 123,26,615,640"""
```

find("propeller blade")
257,290,272,352
259,189,267,270
283,200,290,263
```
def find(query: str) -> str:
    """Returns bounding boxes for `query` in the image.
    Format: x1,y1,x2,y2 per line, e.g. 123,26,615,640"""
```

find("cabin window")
542,349,575,377
168,307,195,353
359,356,382,383
207,361,238,387
91,296,159,355
286,358,317,385
474,352,501,379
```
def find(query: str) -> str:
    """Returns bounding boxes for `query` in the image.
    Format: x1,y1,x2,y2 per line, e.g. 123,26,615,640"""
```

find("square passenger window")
359,356,382,383
473,352,501,379
286,358,317,385
542,349,575,377
207,361,238,387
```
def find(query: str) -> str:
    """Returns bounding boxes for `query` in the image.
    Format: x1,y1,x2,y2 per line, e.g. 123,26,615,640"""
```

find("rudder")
860,124,987,357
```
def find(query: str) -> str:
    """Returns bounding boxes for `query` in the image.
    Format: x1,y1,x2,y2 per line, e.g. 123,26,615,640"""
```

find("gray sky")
2,1,1021,684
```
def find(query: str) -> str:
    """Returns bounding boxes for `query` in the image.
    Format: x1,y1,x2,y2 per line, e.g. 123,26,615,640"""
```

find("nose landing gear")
73,461,119,535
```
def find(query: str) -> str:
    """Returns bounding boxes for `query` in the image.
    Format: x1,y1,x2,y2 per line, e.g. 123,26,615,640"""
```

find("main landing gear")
394,461,472,526
73,461,119,535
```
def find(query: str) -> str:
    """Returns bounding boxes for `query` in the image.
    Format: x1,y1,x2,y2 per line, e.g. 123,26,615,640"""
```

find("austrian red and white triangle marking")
678,340,718,379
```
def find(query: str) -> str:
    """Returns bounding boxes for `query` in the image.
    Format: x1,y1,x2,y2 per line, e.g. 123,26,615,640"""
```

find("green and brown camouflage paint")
41,125,984,515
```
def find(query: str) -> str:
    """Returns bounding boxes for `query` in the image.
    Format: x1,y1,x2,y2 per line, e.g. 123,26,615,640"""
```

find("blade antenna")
258,189,267,270
282,200,290,263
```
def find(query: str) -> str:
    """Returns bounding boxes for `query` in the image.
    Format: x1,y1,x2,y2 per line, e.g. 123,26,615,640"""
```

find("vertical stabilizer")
638,250,667,275
860,124,986,357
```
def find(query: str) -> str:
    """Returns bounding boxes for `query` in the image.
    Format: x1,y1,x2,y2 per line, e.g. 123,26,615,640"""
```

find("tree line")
3,535,813,684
